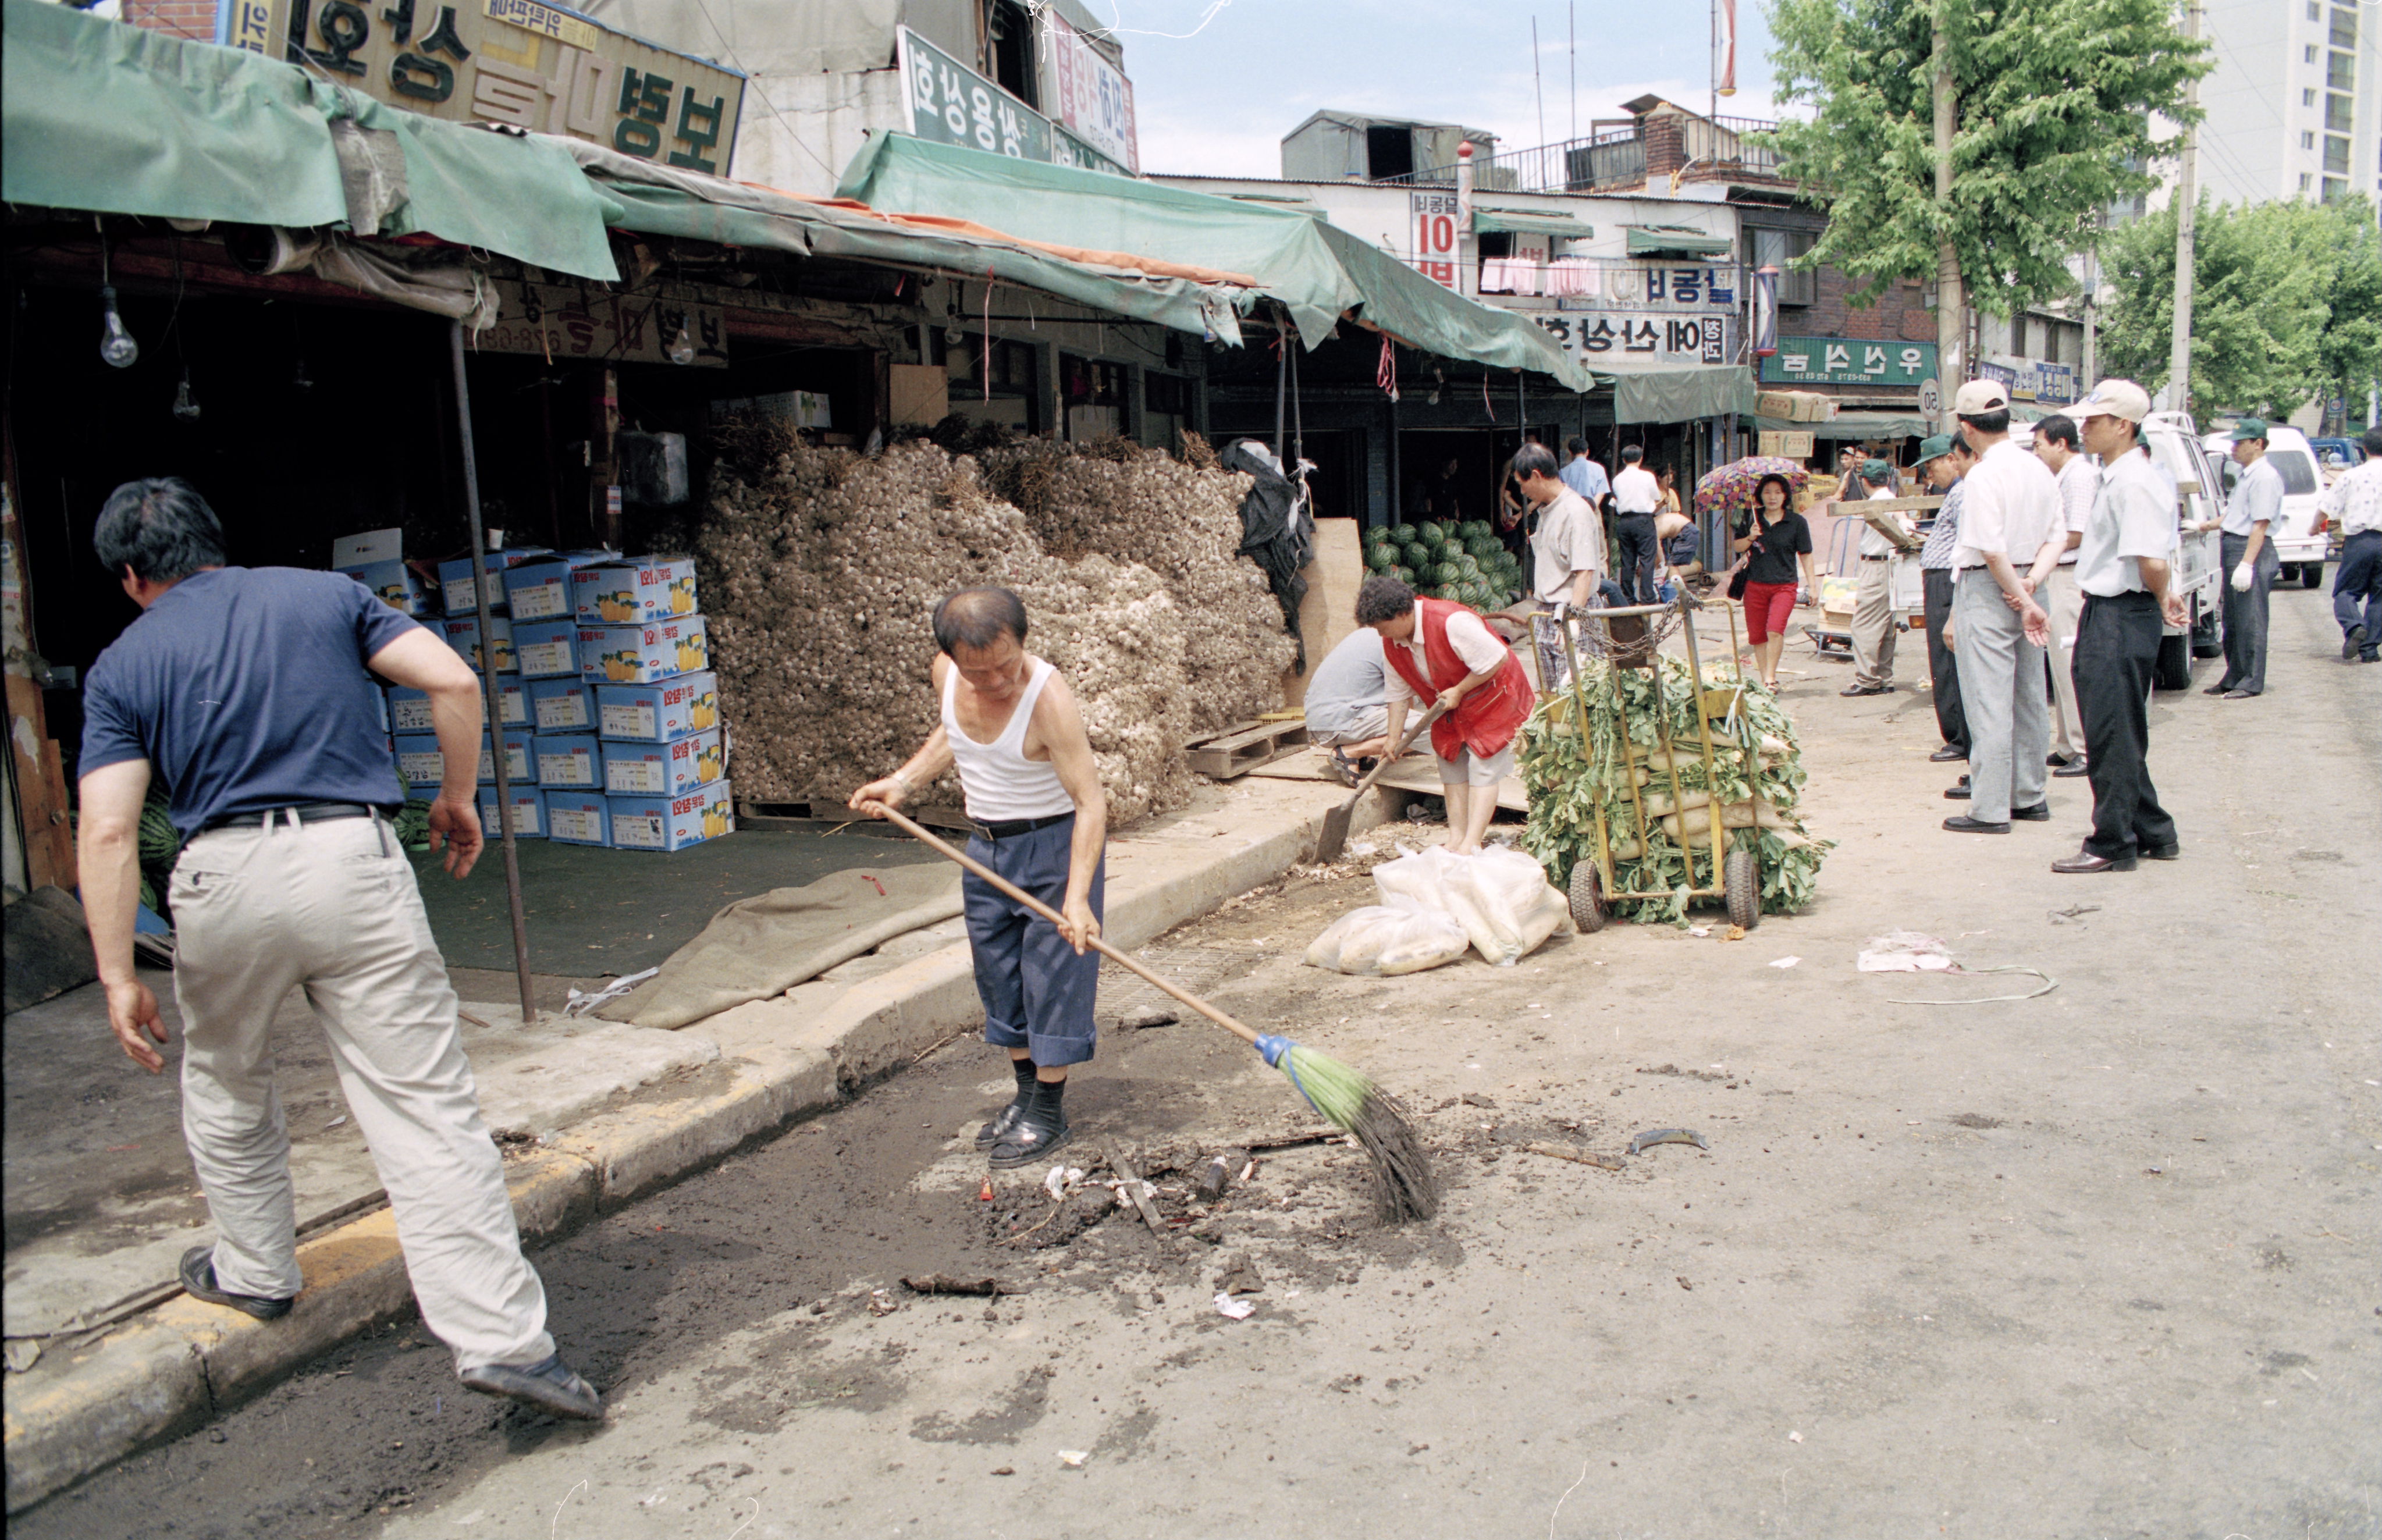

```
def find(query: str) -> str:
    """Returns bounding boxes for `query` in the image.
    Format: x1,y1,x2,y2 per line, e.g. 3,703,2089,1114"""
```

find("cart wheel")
1723,847,1760,931
1569,861,1609,933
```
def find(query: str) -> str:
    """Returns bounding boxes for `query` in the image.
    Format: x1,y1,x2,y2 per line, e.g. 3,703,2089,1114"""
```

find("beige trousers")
169,810,552,1371
2043,563,2086,760
1851,559,1898,688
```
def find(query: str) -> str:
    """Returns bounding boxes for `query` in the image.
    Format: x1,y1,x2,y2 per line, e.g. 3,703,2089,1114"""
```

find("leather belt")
200,801,387,834
1861,554,1892,562
974,812,1073,840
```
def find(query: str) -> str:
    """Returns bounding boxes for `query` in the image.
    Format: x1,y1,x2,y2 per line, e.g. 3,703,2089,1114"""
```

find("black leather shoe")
2010,802,2051,821
1943,816,2011,834
1943,783,1971,800
975,1098,1028,1150
2052,849,2136,873
459,1354,606,1420
1840,682,1891,696
1930,745,1968,763
179,1246,294,1321
2141,842,2181,860
2344,625,2366,661
989,1108,1071,1170
2201,682,2233,696
2054,758,2091,778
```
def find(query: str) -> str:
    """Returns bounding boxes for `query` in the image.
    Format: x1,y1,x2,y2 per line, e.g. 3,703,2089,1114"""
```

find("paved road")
18,589,2377,1538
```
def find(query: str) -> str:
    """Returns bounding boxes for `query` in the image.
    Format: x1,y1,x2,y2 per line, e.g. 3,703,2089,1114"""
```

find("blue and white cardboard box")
607,778,732,852
388,681,526,732
397,732,529,787
501,550,616,622
595,670,717,743
572,554,698,624
437,547,551,616
545,791,609,847
513,618,578,678
440,614,517,674
602,727,723,798
578,614,707,685
534,734,602,789
338,560,426,617
528,678,595,732
478,785,546,839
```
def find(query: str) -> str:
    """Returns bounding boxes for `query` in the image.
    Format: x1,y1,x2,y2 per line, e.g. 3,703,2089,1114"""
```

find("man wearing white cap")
1943,379,2064,834
2052,380,2187,873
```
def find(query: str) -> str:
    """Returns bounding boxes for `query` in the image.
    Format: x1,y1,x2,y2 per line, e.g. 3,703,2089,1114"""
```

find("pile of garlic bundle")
699,429,1295,826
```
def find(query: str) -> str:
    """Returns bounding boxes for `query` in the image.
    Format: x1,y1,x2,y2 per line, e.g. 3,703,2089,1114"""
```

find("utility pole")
2167,0,2202,417
1931,1,1965,418
2081,210,2101,385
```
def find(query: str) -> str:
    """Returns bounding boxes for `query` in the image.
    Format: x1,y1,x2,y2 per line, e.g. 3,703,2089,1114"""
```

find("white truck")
2145,411,2228,689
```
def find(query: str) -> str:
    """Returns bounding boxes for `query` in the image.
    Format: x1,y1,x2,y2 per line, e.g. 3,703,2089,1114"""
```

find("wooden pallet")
734,799,975,833
1185,719,1311,779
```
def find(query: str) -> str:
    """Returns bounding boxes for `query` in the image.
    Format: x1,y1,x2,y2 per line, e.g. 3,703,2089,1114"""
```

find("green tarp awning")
836,132,1592,390
1473,204,1592,239
1605,365,1758,424
2,0,620,280
1624,225,1734,259
1752,411,1934,439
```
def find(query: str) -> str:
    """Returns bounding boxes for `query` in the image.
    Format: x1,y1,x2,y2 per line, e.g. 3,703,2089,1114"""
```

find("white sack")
1303,905,1471,976
1371,847,1571,967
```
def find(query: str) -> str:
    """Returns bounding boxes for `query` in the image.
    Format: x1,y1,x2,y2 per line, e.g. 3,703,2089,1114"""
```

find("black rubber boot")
989,1077,1070,1169
977,1057,1038,1150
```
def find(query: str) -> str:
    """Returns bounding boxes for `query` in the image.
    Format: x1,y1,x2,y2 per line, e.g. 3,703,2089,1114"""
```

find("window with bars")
1143,372,1190,417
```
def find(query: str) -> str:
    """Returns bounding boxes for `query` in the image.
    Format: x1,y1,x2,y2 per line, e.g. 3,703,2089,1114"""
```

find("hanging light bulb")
292,355,314,392
172,368,201,421
666,316,695,366
99,285,138,368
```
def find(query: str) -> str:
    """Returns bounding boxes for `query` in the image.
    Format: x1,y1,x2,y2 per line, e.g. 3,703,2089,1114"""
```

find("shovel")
1314,697,1452,864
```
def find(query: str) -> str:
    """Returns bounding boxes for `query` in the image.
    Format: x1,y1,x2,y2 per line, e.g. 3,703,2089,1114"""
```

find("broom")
867,803,1439,1222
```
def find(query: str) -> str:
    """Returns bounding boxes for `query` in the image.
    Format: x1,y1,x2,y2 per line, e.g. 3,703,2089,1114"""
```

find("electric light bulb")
99,286,138,368
172,369,201,421
667,318,695,367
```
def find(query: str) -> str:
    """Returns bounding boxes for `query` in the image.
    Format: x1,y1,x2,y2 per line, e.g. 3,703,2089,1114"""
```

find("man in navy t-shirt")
76,478,600,1421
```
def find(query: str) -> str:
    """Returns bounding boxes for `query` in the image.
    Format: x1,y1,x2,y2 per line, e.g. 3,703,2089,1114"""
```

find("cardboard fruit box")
578,616,708,685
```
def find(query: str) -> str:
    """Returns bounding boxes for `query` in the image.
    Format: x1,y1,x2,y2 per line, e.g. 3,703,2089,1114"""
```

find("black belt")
1861,554,1892,562
200,801,389,834
973,812,1073,840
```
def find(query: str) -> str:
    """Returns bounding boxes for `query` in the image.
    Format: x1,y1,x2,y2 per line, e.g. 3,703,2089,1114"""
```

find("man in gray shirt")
1303,625,1394,781
2053,381,2186,873
2211,418,2283,698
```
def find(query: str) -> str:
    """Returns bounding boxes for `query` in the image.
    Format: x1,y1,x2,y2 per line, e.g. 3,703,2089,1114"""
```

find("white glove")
2230,561,2253,593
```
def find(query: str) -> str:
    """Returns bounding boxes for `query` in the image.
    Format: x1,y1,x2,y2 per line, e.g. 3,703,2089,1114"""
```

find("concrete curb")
2,779,1396,1512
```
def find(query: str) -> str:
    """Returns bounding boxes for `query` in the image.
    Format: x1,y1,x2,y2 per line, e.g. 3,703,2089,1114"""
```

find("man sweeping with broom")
849,588,1105,1170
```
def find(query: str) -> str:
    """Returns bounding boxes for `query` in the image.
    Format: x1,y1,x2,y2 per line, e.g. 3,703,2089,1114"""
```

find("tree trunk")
1932,5,1964,418
2168,0,2202,417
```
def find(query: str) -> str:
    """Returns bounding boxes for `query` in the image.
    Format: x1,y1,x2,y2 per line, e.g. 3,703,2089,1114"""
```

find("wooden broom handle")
866,802,1263,1047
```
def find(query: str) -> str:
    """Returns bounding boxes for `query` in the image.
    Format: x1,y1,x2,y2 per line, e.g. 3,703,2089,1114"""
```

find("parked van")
2145,412,2227,688
2203,422,2330,589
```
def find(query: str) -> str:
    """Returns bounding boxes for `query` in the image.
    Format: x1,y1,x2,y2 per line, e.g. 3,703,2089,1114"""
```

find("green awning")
1605,365,1758,424
1752,411,1934,439
2,0,620,281
1473,204,1592,239
836,132,1592,390
1624,225,1734,259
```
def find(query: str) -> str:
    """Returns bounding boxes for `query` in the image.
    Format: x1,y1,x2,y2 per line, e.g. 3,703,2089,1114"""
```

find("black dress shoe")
1943,815,2011,834
975,1099,1028,1150
2141,842,2181,860
2053,849,2136,873
459,1354,606,1420
2201,682,2233,695
989,1108,1072,1170
2054,758,2091,778
2010,802,2051,821
179,1246,294,1321
1943,783,1971,800
2343,625,2366,661
1930,745,1968,763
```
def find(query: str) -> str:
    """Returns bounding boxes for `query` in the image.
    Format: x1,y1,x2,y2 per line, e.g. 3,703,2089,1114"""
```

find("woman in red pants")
1732,474,1818,689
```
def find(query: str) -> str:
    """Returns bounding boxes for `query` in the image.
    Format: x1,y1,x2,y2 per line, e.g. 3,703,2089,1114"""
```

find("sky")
1082,0,1786,179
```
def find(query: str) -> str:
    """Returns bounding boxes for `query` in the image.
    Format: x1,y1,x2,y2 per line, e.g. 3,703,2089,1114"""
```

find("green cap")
2228,417,2269,442
1861,458,1894,482
1911,433,1956,467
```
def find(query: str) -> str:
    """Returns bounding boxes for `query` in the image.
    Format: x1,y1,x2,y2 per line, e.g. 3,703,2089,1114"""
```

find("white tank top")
942,658,1077,822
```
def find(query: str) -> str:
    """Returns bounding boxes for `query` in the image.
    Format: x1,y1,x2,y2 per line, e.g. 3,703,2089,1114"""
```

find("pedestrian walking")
2210,418,2283,698
2317,425,2382,664
1610,445,1663,604
74,479,602,1420
1841,458,1911,697
2050,380,2185,873
1942,380,2064,834
852,589,1108,1169
1911,433,1976,763
2029,414,2098,776
1730,473,1819,691
1558,436,1609,506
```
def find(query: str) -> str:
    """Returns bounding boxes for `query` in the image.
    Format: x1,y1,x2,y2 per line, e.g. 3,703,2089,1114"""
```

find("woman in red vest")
1360,574,1536,855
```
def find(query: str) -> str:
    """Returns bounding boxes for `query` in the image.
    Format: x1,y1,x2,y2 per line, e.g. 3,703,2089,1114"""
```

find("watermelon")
1366,546,1395,572
1416,523,1446,549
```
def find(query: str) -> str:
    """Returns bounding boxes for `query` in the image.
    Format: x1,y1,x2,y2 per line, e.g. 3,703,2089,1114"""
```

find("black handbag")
1727,565,1751,601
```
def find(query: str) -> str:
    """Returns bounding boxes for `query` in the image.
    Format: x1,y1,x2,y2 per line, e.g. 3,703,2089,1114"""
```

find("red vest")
1382,598,1535,760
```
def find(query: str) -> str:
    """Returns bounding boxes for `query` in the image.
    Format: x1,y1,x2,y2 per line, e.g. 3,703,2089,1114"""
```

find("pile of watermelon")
1363,520,1528,612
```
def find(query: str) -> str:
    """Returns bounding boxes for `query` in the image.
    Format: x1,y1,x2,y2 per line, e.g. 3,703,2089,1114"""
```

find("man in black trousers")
2052,380,2185,874
1912,433,1975,764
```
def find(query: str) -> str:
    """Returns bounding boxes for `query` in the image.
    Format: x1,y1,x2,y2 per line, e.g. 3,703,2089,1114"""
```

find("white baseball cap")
2072,379,2151,424
1951,379,2011,415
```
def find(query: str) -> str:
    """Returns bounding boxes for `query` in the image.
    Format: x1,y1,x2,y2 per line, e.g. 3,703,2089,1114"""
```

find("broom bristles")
1277,1043,1440,1224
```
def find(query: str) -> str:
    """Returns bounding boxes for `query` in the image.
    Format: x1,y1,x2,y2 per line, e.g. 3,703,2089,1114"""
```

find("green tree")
1767,0,2207,377
2099,195,2382,419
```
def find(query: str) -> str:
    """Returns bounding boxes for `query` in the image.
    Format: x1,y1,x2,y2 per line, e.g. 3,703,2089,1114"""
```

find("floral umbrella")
1693,456,1812,516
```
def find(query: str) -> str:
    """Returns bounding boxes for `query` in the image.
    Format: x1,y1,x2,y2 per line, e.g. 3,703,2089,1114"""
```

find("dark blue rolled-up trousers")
962,815,1104,1068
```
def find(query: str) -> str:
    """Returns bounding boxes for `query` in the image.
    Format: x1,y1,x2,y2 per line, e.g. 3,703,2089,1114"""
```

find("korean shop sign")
1044,11,1139,172
1761,336,1937,387
1565,264,1742,311
899,27,1051,162
1535,311,1735,366
476,281,728,368
230,0,745,173
1410,190,1460,289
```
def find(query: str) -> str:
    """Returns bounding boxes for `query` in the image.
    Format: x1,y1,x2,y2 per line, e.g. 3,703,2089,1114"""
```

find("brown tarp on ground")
598,864,964,1030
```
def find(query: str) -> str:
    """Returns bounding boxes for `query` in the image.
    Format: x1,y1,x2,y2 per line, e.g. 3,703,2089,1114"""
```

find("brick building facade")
121,0,216,42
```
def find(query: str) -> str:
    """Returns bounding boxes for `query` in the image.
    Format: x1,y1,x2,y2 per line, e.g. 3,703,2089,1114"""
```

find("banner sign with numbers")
1535,311,1735,365
223,0,744,173
1410,190,1460,289
1761,336,1937,387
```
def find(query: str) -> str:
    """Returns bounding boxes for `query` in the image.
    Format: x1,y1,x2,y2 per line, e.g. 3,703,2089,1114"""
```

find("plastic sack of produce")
1303,905,1472,976
1371,847,1572,967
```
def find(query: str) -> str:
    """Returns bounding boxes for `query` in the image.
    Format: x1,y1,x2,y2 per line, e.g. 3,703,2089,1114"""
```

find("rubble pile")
698,428,1295,824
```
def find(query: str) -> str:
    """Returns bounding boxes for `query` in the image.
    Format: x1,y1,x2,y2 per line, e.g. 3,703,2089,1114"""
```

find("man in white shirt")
2317,426,2382,663
1610,445,1663,603
1842,458,1912,696
2029,414,2099,774
1558,436,1609,506
1943,379,2065,834
1519,442,1606,689
2211,418,2284,698
2051,380,2187,874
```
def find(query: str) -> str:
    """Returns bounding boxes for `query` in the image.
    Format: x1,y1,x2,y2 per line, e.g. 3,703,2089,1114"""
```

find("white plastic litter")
1857,930,1955,972
1370,846,1572,966
1213,1293,1254,1320
564,966,659,1017
1303,905,1471,976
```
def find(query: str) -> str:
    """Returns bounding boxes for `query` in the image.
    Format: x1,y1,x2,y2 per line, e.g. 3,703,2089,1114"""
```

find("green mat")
410,830,942,976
